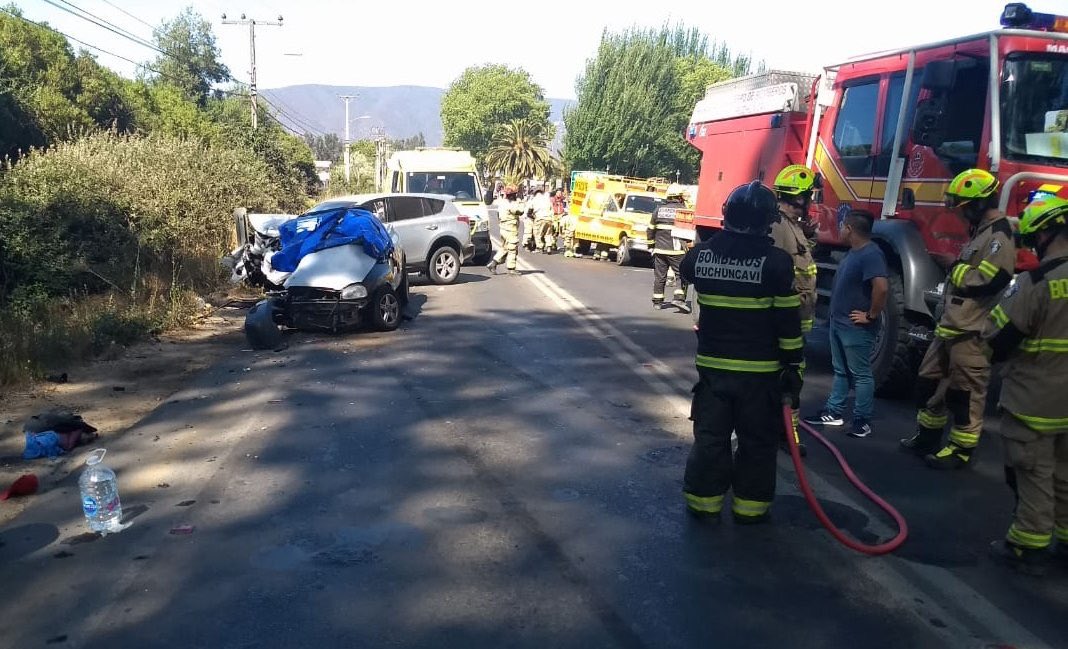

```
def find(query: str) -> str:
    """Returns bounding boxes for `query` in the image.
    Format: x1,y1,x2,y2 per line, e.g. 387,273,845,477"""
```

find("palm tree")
485,118,554,185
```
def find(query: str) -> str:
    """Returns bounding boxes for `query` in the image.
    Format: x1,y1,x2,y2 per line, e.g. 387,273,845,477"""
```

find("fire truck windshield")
1001,54,1068,166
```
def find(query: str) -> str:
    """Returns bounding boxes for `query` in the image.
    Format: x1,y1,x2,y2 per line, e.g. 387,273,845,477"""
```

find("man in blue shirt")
805,210,888,438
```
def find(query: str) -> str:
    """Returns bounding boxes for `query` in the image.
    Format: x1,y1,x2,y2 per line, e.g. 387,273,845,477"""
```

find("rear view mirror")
912,97,948,148
920,60,956,92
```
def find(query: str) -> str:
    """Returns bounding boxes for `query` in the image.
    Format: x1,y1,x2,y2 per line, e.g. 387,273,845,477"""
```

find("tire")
369,285,401,332
427,246,460,285
615,235,631,266
871,268,915,398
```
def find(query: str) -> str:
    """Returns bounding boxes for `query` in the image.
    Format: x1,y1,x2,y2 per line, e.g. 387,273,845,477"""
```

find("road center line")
499,244,1052,649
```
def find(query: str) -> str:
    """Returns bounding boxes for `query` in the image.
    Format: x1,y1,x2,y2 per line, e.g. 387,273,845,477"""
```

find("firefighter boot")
486,260,499,275
925,443,973,470
988,540,1049,577
899,426,943,457
673,299,692,314
652,298,665,311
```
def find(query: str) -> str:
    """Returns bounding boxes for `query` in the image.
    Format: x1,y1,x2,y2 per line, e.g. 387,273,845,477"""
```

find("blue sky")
15,0,1030,99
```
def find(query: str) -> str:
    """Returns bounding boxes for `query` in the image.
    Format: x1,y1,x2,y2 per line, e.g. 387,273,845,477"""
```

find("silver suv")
310,193,474,285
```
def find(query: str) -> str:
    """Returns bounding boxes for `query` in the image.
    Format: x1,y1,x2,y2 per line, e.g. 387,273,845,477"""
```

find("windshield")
623,195,660,214
1001,54,1068,166
405,172,481,200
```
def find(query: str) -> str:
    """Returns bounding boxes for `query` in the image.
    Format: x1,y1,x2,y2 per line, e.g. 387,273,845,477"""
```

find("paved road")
1,228,1065,648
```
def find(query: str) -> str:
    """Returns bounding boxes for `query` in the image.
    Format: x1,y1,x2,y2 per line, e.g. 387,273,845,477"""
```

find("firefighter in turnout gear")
901,169,1016,469
650,191,691,312
487,185,524,276
680,181,803,523
983,195,1068,576
770,164,819,457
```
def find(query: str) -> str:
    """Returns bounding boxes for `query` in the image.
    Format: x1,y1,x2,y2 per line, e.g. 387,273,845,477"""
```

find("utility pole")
339,95,357,183
221,13,283,129
371,126,387,192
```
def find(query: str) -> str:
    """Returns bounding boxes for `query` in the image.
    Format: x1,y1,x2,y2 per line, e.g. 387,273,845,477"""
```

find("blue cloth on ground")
271,207,394,273
23,431,64,459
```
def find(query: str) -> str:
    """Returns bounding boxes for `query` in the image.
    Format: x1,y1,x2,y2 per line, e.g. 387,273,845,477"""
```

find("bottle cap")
85,448,107,466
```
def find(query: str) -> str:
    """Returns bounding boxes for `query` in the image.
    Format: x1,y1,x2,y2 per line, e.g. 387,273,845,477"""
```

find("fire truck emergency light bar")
1001,3,1068,33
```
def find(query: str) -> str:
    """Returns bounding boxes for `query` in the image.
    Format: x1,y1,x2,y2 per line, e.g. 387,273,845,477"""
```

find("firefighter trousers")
493,217,520,270
535,218,555,251
915,335,990,449
522,216,537,249
652,252,688,302
683,369,780,519
562,222,576,255
999,412,1068,550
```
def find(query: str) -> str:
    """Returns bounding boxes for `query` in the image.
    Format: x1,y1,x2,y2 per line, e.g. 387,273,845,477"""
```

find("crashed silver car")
222,206,408,349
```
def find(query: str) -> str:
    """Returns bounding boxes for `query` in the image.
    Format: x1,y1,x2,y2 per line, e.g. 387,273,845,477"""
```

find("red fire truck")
682,3,1068,394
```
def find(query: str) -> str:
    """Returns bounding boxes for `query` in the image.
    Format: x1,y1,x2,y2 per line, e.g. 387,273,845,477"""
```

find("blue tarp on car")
271,207,394,273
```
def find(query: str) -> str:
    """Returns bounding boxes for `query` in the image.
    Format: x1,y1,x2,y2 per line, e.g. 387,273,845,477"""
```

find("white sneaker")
803,410,845,427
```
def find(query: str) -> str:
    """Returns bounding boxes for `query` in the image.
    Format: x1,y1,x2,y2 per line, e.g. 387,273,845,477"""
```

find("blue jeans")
825,321,876,422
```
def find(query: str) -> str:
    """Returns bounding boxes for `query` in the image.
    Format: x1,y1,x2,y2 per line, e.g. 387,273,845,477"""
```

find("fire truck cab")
686,3,1068,395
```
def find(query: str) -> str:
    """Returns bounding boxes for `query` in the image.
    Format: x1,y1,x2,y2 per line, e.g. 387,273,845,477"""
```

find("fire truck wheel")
615,236,631,266
870,269,914,398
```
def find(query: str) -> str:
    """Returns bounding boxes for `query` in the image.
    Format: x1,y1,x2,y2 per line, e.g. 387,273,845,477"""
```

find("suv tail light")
457,215,470,225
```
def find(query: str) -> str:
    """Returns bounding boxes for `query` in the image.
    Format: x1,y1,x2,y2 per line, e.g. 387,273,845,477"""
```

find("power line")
258,93,325,136
39,0,169,58
96,0,154,31
260,92,325,135
0,7,244,98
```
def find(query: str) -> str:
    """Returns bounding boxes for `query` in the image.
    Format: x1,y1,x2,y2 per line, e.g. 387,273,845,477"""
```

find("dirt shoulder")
0,310,245,526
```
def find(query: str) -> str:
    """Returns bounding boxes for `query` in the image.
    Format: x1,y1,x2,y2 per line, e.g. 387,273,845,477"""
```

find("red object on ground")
783,405,908,555
1,474,39,500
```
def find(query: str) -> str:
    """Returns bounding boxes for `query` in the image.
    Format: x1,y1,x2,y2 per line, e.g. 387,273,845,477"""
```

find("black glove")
779,364,803,409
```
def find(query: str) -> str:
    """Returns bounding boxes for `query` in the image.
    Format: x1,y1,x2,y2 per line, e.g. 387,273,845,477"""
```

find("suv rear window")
391,196,426,221
422,198,446,214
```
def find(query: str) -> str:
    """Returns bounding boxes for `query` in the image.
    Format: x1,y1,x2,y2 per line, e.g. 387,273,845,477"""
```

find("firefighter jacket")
984,241,1068,434
680,230,803,373
649,199,685,255
769,210,817,333
939,213,1015,338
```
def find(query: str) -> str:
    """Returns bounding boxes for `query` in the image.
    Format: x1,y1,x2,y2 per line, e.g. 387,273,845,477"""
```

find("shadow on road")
0,294,1062,649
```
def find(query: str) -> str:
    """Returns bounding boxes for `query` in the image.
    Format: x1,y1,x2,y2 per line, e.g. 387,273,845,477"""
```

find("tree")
564,25,758,182
303,132,343,161
485,119,554,184
392,132,425,150
441,64,551,162
0,6,139,153
150,8,230,106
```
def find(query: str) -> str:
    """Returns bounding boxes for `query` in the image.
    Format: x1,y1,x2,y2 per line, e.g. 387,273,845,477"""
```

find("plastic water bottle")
78,449,124,534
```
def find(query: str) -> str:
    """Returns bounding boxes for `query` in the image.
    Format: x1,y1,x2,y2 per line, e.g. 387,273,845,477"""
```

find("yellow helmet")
1019,196,1068,236
773,165,817,197
945,169,999,208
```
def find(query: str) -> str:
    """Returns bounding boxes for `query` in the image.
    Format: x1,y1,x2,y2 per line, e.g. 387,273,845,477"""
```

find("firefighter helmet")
944,169,1000,208
723,181,778,233
773,165,817,197
1019,196,1068,236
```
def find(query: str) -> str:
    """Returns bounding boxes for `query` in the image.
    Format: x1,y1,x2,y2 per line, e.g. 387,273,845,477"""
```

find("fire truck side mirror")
919,60,956,92
912,98,948,149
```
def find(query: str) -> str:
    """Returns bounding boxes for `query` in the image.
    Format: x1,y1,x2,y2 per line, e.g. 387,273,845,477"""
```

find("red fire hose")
783,405,908,555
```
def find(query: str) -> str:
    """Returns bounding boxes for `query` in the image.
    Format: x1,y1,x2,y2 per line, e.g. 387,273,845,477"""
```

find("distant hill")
260,84,574,150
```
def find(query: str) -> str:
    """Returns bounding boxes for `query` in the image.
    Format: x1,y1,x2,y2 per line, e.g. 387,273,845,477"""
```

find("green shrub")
0,130,291,385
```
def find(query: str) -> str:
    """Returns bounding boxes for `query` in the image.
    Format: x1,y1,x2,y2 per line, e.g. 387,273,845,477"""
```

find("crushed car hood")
285,244,378,291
